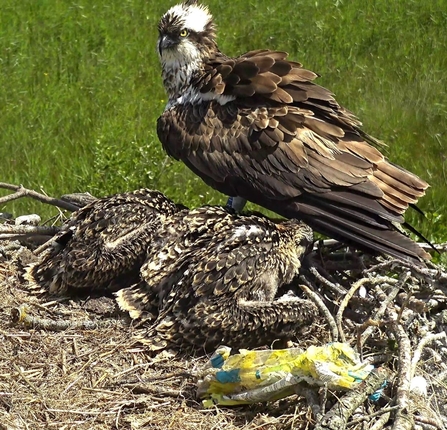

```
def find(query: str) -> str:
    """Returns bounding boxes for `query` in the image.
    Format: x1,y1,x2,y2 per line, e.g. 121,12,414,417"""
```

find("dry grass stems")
1,182,447,429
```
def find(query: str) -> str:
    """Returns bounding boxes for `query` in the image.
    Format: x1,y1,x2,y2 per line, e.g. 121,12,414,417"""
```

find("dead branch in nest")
302,250,447,429
314,368,390,430
386,311,414,430
411,332,447,378
11,304,125,331
0,184,100,253
0,182,80,212
299,282,339,342
0,224,59,241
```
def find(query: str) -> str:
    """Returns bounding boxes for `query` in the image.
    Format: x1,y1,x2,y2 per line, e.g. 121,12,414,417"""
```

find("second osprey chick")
116,206,318,351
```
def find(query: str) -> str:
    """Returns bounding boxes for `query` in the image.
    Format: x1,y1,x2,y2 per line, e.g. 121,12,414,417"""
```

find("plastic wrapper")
198,342,374,407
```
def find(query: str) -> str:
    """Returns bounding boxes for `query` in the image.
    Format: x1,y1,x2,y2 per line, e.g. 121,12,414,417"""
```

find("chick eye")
179,29,189,37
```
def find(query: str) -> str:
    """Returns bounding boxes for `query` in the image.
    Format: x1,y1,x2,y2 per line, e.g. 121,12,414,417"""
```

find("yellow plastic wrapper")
198,342,374,407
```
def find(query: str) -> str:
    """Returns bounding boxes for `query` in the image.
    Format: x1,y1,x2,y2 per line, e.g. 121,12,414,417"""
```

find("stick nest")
1,184,447,430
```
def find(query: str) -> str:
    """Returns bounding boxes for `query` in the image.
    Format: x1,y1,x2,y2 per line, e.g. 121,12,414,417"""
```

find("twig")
0,224,59,240
0,234,53,241
307,264,348,297
369,411,392,430
44,408,116,416
0,225,58,234
34,238,57,256
363,258,405,275
0,182,79,212
363,258,447,292
395,272,412,322
346,405,399,427
116,371,192,384
11,304,123,331
411,332,447,379
113,363,156,378
299,282,339,342
336,277,371,343
358,283,400,348
12,363,43,396
414,414,446,430
386,310,414,430
110,398,171,411
121,384,184,398
314,368,389,430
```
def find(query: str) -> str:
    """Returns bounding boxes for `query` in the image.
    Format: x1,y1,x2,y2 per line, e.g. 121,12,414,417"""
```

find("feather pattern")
157,2,431,263
116,206,318,350
24,189,183,294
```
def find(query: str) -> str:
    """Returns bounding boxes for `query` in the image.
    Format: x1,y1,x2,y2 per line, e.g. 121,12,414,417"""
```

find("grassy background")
1,0,446,242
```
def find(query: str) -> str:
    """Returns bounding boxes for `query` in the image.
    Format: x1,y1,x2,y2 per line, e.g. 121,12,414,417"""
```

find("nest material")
1,182,447,430
2,238,447,430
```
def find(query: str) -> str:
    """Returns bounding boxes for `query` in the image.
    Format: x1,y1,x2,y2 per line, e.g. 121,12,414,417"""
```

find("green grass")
1,0,446,243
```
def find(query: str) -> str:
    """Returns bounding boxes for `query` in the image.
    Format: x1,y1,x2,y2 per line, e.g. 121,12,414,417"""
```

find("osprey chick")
25,189,183,295
116,206,318,350
156,0,431,263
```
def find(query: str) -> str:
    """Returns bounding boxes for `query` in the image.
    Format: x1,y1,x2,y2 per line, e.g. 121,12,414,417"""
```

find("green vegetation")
1,0,446,243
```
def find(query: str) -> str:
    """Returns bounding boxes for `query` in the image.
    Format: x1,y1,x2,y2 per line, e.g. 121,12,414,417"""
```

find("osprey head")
157,0,216,62
157,1,217,102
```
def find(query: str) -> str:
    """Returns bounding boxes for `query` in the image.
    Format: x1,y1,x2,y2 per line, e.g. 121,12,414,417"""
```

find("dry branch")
314,368,390,430
411,332,447,378
386,313,413,430
11,304,124,331
0,182,80,212
299,281,339,342
0,224,59,241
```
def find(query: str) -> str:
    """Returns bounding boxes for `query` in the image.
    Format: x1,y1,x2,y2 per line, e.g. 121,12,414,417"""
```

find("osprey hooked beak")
158,34,177,56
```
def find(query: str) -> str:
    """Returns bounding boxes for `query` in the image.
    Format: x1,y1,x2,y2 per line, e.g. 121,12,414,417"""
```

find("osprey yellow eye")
179,29,189,37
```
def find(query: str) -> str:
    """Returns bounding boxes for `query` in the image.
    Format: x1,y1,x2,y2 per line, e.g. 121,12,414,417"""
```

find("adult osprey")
156,0,430,263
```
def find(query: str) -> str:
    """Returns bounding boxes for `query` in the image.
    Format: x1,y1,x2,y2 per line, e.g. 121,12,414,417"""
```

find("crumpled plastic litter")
198,342,374,407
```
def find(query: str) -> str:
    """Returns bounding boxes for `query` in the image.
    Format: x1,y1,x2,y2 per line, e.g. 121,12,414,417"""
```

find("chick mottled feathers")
25,189,182,295
156,1,431,264
116,206,318,351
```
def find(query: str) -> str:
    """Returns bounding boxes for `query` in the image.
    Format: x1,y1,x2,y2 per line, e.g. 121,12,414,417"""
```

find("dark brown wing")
116,206,237,319
157,50,430,262
188,215,279,298
116,208,311,324
26,189,180,294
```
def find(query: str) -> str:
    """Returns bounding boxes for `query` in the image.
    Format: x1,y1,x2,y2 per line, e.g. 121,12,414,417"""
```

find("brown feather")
269,86,294,103
232,83,256,97
304,117,345,139
156,5,431,263
378,161,429,191
338,137,384,164
247,56,275,73
232,60,260,79
270,60,292,76
118,206,317,350
374,167,427,197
